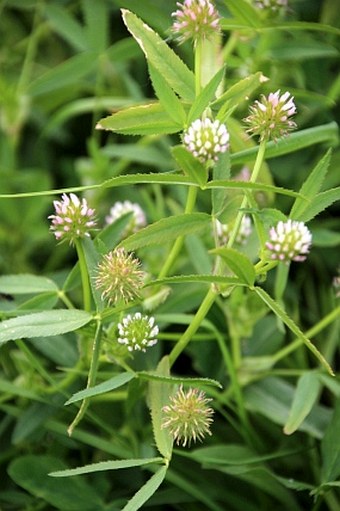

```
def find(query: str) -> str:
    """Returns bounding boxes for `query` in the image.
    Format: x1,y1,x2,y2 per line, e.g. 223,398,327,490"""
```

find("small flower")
162,386,214,447
254,0,288,12
95,248,144,305
215,215,252,245
266,219,312,263
183,118,229,164
171,0,220,44
48,193,96,245
117,312,158,352
244,90,297,142
105,201,146,236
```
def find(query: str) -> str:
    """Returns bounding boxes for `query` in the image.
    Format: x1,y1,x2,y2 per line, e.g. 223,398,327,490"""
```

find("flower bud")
95,248,144,305
162,386,214,447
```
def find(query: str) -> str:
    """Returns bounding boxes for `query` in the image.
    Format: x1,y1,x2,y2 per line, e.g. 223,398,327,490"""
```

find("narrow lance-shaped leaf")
148,356,173,459
283,372,321,435
254,287,334,375
290,149,332,219
121,9,195,101
49,457,164,478
172,145,208,187
0,310,92,346
65,372,136,405
224,0,262,28
96,102,183,136
118,213,211,252
148,63,186,125
187,67,225,125
211,247,256,286
297,187,340,223
0,274,58,294
122,465,168,511
321,397,340,483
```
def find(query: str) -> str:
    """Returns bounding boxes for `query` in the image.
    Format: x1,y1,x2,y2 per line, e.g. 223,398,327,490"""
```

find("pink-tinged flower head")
48,193,96,245
183,118,229,164
266,220,312,263
105,200,146,236
117,312,158,352
162,386,214,447
244,90,297,142
172,0,220,44
95,248,144,305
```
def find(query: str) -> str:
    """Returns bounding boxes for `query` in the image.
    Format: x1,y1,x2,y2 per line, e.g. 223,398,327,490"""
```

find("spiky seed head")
171,0,221,44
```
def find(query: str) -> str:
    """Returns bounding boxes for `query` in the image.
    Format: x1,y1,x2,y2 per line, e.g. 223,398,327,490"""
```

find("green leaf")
148,356,173,459
121,9,195,102
230,122,339,164
297,187,340,223
122,465,167,511
311,228,340,247
253,287,334,375
212,152,231,216
211,247,256,286
139,372,222,389
148,274,244,287
187,67,225,124
290,150,332,219
44,4,88,51
172,145,208,187
213,72,267,118
283,372,321,435
83,0,108,53
0,274,58,294
8,455,105,511
321,398,340,483
96,102,183,136
28,52,97,96
148,64,186,125
118,213,211,252
0,310,92,345
224,0,262,28
65,372,135,405
50,457,163,477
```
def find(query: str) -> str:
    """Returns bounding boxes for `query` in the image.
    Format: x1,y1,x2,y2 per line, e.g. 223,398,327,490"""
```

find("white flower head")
106,200,146,235
244,90,297,142
254,0,288,12
172,0,220,44
183,118,229,164
117,312,158,352
266,219,312,263
215,216,252,245
48,193,96,245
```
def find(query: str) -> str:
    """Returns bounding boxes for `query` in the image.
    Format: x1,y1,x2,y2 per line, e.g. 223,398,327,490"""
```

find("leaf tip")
95,122,104,130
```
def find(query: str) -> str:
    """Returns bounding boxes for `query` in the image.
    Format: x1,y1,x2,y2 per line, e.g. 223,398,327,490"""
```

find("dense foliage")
0,1,339,510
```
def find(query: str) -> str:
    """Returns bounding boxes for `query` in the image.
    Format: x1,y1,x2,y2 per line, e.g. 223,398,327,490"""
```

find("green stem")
158,186,198,280
169,287,216,366
194,38,203,96
227,139,267,248
272,305,340,364
68,320,103,436
274,262,290,301
75,239,91,312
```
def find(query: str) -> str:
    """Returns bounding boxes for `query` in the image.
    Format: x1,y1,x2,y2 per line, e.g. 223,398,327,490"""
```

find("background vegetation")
0,1,339,510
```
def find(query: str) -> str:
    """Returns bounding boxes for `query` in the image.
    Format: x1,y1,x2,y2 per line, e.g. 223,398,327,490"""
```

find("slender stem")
194,39,203,96
75,239,91,312
68,320,103,436
274,262,290,301
169,287,216,366
227,140,267,248
272,305,340,364
158,186,198,280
